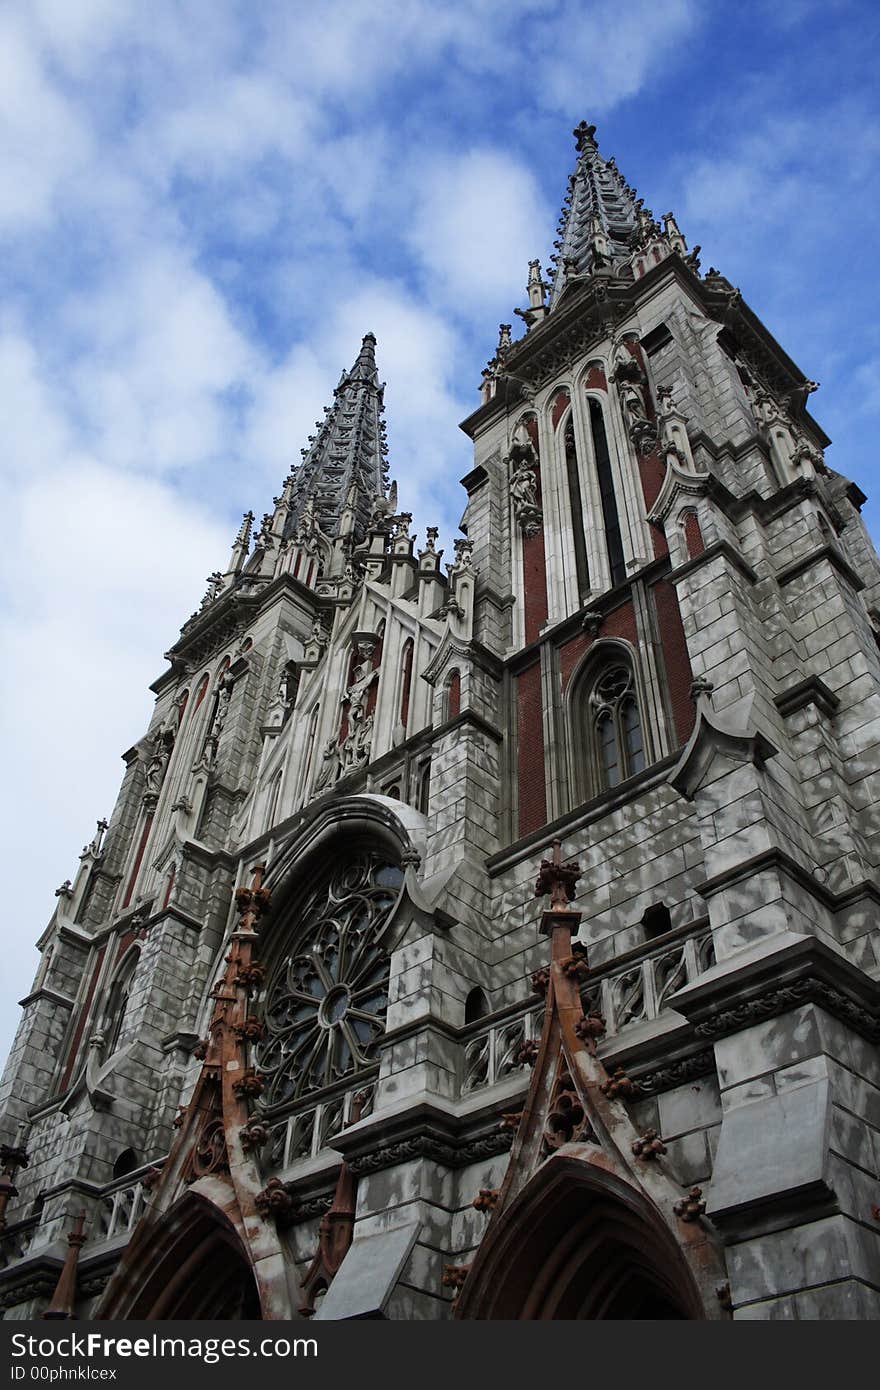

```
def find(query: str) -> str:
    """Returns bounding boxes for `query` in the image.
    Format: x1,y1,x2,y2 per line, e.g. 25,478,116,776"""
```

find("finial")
534,839,581,911
573,121,597,153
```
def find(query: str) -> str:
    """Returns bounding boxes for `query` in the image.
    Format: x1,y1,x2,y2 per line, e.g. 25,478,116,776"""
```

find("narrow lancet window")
589,398,626,587
564,415,591,600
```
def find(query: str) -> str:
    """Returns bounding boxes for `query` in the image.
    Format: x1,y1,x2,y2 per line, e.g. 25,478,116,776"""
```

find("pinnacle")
280,332,389,544
547,121,642,310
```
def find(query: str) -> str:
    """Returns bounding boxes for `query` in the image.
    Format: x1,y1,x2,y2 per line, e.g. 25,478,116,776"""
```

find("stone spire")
284,333,390,545
548,121,645,309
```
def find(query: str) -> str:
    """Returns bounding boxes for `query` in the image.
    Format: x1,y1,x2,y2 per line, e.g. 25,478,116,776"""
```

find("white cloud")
0,451,229,1057
0,13,94,229
409,148,552,313
61,250,258,474
534,0,699,112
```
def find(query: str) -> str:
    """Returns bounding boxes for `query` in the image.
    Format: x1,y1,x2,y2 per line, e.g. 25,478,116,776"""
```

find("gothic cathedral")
2,123,879,1321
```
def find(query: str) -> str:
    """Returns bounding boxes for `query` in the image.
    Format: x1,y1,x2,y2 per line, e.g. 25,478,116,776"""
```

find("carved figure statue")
510,460,537,510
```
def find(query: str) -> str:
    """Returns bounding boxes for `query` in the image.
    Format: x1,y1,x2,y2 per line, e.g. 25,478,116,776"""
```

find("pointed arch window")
589,398,626,587
563,413,590,600
102,950,139,1056
590,664,645,789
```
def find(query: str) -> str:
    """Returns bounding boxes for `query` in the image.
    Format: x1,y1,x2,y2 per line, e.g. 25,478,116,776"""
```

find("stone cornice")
667,539,758,588
459,256,828,444
774,676,840,720
330,1097,514,1175
672,933,880,1043
776,543,865,593
17,986,75,1011
696,845,875,912
460,464,489,494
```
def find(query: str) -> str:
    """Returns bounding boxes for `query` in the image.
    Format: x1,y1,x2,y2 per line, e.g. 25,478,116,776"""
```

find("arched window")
102,951,139,1055
399,638,414,731
254,853,404,1108
416,760,431,814
589,398,626,588
563,413,590,601
642,904,672,940
465,987,490,1024
113,1148,138,1180
590,664,645,789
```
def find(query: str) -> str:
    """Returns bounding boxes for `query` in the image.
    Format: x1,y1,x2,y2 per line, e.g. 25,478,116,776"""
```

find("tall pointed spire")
284,332,389,545
548,121,645,309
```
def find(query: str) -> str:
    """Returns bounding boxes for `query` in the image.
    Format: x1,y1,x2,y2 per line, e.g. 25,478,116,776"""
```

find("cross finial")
573,121,597,153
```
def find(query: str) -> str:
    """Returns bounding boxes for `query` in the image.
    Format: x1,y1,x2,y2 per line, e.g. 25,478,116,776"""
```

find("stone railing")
462,1008,544,1095
261,1078,376,1172
583,927,715,1035
96,1162,164,1245
461,925,715,1098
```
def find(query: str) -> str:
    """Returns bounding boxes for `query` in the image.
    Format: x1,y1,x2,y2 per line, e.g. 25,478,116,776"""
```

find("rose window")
254,854,403,1106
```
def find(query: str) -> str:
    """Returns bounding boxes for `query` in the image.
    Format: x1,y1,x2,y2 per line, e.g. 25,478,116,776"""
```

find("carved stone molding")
347,1128,513,1177
672,934,880,1044
692,976,880,1044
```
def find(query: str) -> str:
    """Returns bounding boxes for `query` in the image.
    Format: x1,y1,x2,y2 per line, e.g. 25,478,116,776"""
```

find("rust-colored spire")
42,1211,87,1319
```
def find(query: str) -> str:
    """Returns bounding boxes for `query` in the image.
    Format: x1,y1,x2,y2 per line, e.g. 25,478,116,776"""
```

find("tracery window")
254,853,404,1107
590,664,645,789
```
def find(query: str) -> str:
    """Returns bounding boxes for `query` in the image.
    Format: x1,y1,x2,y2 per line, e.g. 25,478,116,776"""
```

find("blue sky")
1,0,879,1057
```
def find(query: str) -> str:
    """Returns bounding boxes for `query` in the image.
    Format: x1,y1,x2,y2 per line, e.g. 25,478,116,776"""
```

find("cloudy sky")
1,0,879,1058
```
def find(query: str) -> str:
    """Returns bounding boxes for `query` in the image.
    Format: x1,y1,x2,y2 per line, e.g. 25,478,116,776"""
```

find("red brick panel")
684,511,705,558
448,670,461,719
122,812,154,910
584,366,607,392
523,527,549,644
653,579,695,744
559,600,638,693
399,638,414,728
517,663,547,837
560,632,589,693
551,388,571,429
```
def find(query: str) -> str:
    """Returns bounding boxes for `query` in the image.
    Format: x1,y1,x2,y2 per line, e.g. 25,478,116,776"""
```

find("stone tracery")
254,853,403,1106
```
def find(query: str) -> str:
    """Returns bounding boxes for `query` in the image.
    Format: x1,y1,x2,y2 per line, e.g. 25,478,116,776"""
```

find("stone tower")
0,123,878,1322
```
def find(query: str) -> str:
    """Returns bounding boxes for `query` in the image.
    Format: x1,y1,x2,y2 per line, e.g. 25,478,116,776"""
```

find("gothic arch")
97,1189,262,1320
565,639,654,805
455,1155,707,1320
263,792,427,917
100,944,142,1056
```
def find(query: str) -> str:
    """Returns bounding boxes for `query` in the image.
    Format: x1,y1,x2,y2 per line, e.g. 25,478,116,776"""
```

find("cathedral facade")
1,122,879,1321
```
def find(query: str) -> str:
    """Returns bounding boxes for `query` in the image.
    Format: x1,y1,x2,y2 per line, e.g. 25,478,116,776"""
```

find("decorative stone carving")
199,572,224,611
673,1186,706,1222
613,346,657,454
507,422,542,537
631,1128,667,1161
